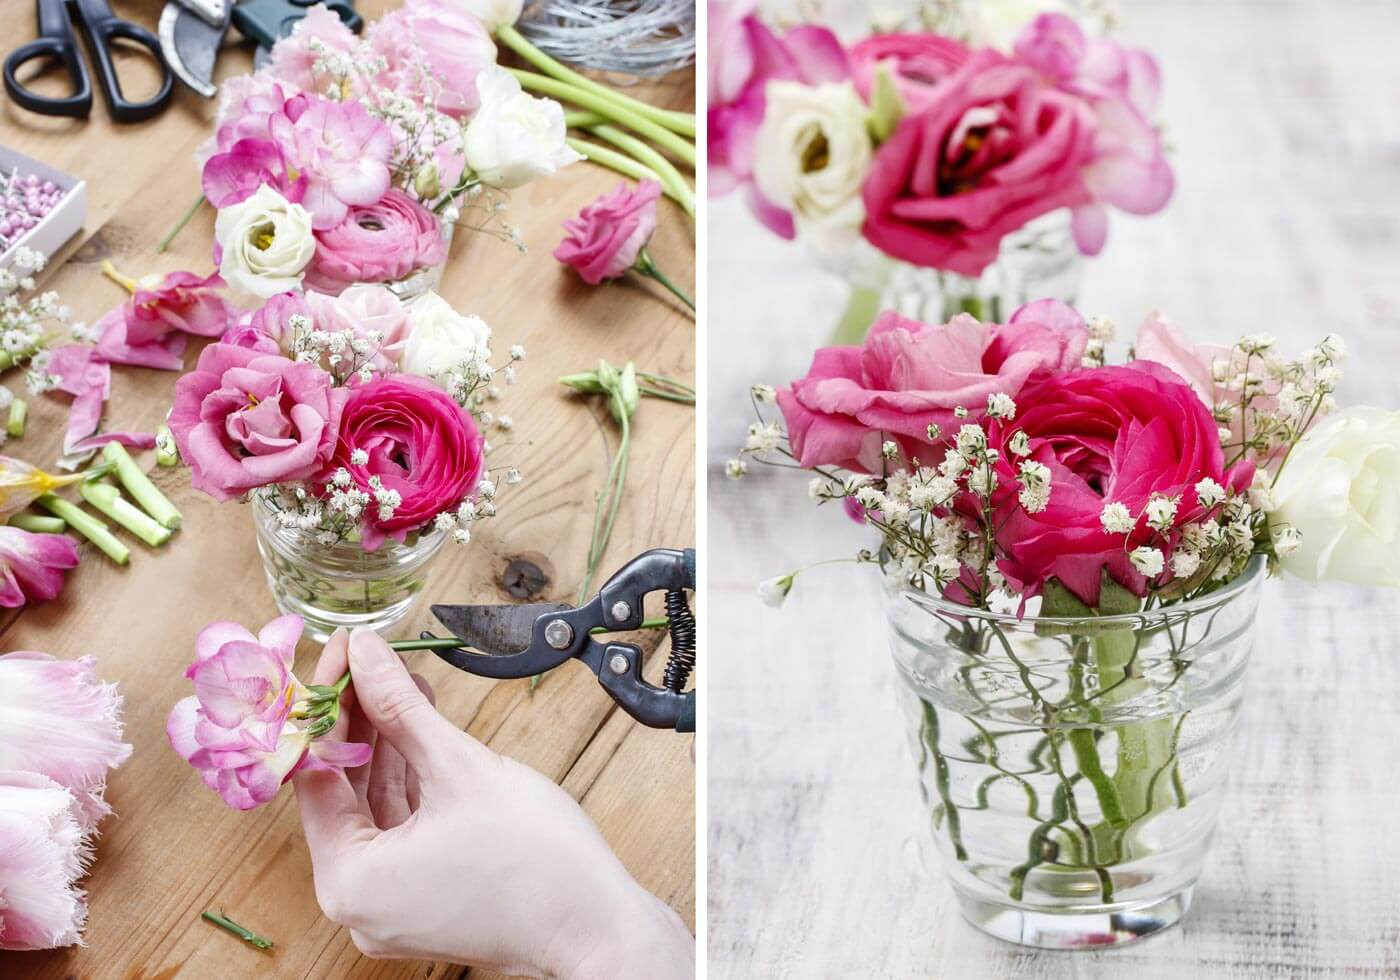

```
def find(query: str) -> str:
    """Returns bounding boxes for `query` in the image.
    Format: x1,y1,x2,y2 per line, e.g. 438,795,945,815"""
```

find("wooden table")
0,4,695,976
708,0,1400,976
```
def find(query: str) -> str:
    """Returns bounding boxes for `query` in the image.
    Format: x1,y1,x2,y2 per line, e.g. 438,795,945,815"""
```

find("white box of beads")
0,145,87,268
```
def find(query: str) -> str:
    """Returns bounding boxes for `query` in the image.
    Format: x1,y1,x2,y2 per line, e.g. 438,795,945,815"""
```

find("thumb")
348,627,460,773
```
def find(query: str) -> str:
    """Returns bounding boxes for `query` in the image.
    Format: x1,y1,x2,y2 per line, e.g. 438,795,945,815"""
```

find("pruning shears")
426,548,697,733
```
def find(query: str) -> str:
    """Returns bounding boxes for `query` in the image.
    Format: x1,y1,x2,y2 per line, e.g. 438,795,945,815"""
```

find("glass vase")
250,490,447,642
823,209,1083,344
887,558,1266,949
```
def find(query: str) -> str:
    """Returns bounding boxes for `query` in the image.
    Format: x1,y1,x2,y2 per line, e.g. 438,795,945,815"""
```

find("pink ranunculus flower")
369,0,496,116
0,652,131,831
849,32,972,113
554,180,662,285
166,615,372,811
202,137,308,210
0,770,91,950
708,0,848,232
992,361,1254,606
0,528,80,609
95,269,236,371
862,48,1099,278
168,343,347,502
269,96,394,230
303,189,448,294
265,3,359,94
776,301,1089,472
304,285,414,372
323,375,485,550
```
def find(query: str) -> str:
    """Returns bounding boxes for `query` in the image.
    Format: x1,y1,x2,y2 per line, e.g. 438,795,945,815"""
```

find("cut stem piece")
9,513,64,534
36,494,129,564
201,910,274,950
103,442,181,530
6,398,26,437
80,482,173,548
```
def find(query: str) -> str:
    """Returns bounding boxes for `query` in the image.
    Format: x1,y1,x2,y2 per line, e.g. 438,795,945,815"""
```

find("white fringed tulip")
0,771,90,950
447,0,522,31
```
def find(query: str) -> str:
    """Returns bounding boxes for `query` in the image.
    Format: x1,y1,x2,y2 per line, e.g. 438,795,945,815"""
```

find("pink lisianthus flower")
168,343,347,502
368,0,496,116
0,528,79,609
202,137,308,210
219,290,308,355
269,97,394,230
776,301,1088,472
95,269,236,371
554,180,662,285
166,615,372,811
303,190,448,294
708,0,848,232
321,376,485,550
992,362,1254,606
0,652,131,831
849,32,972,113
303,285,413,372
265,3,359,94
0,770,92,950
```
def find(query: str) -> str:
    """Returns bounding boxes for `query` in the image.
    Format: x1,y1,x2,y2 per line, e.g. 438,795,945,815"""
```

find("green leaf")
867,64,906,143
1036,574,1142,636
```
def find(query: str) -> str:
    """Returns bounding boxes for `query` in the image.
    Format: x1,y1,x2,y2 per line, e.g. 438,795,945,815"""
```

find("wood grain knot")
502,553,552,599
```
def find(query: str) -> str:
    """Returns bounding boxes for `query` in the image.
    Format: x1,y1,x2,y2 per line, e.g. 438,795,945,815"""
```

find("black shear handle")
5,0,172,123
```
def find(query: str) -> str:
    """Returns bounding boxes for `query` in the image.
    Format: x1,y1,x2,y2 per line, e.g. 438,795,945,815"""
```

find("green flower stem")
79,482,173,548
37,494,129,564
6,399,26,438
567,136,669,191
1093,630,1177,825
639,385,695,404
634,249,695,312
9,513,65,533
830,285,883,346
509,69,696,168
103,442,181,530
201,911,273,950
921,698,967,861
579,399,631,604
637,371,693,394
564,112,695,218
159,195,206,254
498,25,696,138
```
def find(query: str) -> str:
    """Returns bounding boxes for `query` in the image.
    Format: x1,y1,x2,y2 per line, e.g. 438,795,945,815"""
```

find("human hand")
294,627,694,978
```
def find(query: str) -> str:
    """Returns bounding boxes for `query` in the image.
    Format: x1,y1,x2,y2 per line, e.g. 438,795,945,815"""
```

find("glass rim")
893,554,1268,626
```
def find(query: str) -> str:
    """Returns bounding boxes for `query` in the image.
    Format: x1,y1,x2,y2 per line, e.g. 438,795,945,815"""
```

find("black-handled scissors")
5,0,174,123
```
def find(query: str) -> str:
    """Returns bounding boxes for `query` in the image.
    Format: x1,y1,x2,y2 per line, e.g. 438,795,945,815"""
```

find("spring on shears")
662,588,696,692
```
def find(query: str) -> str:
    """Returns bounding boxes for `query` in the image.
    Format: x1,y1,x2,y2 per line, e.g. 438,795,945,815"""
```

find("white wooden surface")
705,1,1400,975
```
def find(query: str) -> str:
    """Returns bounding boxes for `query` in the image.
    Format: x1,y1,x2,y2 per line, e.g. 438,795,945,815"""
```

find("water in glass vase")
887,559,1266,949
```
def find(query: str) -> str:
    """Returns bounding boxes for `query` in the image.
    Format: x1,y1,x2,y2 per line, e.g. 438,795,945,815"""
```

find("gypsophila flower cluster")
287,314,384,386
1,247,73,377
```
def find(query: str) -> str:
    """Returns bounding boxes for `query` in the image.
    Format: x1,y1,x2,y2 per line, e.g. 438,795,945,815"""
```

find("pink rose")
862,49,1098,277
368,0,496,116
0,527,79,608
776,300,1088,472
95,269,235,371
554,180,662,285
849,33,971,113
268,96,393,230
993,362,1253,605
304,285,414,371
169,344,347,502
303,190,448,294
322,376,485,550
166,615,371,811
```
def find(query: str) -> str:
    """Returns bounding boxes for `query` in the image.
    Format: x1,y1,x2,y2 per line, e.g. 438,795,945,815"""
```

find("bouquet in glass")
170,284,524,639
709,2,1171,335
731,301,1399,947
188,0,581,300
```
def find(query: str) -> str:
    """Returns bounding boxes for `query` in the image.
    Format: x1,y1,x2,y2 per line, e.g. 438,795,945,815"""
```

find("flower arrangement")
709,3,1171,325
185,0,583,298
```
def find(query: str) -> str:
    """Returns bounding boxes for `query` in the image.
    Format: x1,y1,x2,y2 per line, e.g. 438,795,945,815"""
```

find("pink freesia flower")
202,137,308,209
265,3,359,94
0,771,91,950
304,285,413,371
708,0,848,233
776,301,1088,472
0,652,130,830
993,362,1254,605
368,0,496,116
269,97,394,230
322,376,485,550
168,343,347,502
0,528,79,609
849,32,972,113
41,345,155,467
196,75,299,166
166,615,371,811
94,269,235,371
554,180,662,285
219,290,308,355
303,189,448,294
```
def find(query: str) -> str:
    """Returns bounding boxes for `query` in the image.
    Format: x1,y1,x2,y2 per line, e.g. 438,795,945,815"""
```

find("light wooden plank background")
707,1,1400,976
0,3,695,977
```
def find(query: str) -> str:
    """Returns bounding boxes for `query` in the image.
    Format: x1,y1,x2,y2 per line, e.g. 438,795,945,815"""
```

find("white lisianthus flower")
214,184,314,299
1270,407,1400,586
752,82,872,243
464,68,582,189
402,292,492,381
758,573,795,608
446,0,522,31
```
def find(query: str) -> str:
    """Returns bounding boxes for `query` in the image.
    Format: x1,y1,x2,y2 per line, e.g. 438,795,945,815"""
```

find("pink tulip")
40,345,155,465
554,181,661,285
0,771,91,950
269,97,394,230
0,652,130,831
0,528,80,609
